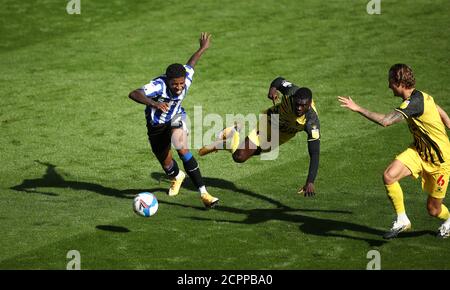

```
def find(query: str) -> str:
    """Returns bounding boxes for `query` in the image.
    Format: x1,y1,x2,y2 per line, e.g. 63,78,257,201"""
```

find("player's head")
293,87,313,117
388,64,416,97
166,63,186,96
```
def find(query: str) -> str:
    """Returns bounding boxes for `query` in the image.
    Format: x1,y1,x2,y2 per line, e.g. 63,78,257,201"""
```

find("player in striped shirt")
128,32,218,208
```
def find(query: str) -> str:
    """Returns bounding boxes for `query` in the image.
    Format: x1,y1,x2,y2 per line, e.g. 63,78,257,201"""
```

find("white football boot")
437,223,450,239
383,218,411,239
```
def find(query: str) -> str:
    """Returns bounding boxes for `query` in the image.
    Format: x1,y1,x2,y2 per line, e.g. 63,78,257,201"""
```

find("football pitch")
1,0,449,270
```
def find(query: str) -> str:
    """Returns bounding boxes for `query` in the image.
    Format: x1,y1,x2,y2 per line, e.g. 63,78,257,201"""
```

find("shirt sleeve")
142,78,164,98
184,65,195,90
270,77,299,97
306,139,320,183
395,91,424,118
305,110,321,141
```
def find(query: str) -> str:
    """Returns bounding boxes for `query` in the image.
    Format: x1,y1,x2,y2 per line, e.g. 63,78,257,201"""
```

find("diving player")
199,77,321,197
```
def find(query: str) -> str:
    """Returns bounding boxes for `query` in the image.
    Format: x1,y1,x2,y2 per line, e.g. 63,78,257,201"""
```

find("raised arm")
338,96,404,127
436,104,450,129
186,32,211,69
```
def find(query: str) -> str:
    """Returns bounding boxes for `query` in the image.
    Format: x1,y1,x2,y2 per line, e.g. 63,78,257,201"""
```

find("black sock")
163,159,179,179
179,153,204,188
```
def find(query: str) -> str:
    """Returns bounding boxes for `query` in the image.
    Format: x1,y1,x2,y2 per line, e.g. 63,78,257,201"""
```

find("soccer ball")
133,192,158,217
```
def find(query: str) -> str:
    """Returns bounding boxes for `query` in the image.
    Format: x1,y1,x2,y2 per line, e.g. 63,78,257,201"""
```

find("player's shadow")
149,175,434,246
176,203,435,247
10,161,152,199
150,172,292,210
96,225,130,233
10,161,434,246
165,201,386,247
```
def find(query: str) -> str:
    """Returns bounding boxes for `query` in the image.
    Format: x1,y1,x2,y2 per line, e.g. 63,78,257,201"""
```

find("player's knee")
177,149,189,157
383,170,396,185
232,151,246,163
427,203,441,217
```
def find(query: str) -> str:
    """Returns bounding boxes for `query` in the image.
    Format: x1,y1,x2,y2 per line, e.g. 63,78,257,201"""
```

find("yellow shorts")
247,122,295,152
396,147,450,199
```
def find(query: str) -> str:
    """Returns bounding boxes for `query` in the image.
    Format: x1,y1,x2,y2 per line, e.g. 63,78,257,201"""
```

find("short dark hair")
294,87,312,101
389,64,415,89
166,63,186,79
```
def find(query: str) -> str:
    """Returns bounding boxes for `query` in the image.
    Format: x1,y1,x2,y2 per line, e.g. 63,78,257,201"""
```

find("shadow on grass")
96,225,130,233
10,161,149,198
10,161,435,247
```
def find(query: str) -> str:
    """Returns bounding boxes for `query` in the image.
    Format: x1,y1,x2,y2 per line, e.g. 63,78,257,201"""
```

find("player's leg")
198,122,241,156
230,124,266,163
382,158,415,239
383,159,412,215
426,196,446,217
427,197,450,237
148,124,185,196
154,148,184,189
423,172,450,238
172,127,219,208
436,200,450,238
232,136,261,163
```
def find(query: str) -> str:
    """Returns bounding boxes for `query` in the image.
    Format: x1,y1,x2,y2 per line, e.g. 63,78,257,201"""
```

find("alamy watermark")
66,0,81,15
366,0,381,15
66,250,81,270
170,106,280,160
366,250,381,270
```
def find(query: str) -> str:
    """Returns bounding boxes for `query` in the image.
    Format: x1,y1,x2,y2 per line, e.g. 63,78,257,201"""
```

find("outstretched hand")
338,96,360,112
298,182,315,197
199,32,211,51
187,32,211,68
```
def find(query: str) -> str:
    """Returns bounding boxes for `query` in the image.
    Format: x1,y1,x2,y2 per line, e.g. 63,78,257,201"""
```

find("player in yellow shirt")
339,64,450,239
199,77,320,196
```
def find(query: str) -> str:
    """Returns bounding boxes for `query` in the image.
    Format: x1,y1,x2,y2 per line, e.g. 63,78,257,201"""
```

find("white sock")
397,213,410,224
444,218,450,227
199,186,207,195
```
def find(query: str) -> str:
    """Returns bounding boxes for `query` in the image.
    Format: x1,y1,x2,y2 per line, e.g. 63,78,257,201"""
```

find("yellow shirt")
396,90,450,165
265,96,320,141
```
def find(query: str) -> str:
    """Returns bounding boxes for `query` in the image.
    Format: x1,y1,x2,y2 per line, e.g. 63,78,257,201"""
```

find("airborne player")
199,77,321,197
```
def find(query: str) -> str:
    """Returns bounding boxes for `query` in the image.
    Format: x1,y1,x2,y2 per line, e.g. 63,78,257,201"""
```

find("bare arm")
128,89,169,112
186,32,211,68
338,96,404,127
358,108,404,127
436,104,450,129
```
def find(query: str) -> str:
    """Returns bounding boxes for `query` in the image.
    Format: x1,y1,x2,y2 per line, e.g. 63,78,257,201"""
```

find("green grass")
1,0,449,269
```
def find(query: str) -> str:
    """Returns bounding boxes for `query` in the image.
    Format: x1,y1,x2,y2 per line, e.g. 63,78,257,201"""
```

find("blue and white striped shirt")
142,65,194,125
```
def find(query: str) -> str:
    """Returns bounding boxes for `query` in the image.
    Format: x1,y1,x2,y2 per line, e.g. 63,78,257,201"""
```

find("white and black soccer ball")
133,192,158,217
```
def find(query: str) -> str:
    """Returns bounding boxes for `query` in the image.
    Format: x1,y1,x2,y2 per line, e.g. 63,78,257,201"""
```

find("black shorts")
146,113,186,155
146,123,172,155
